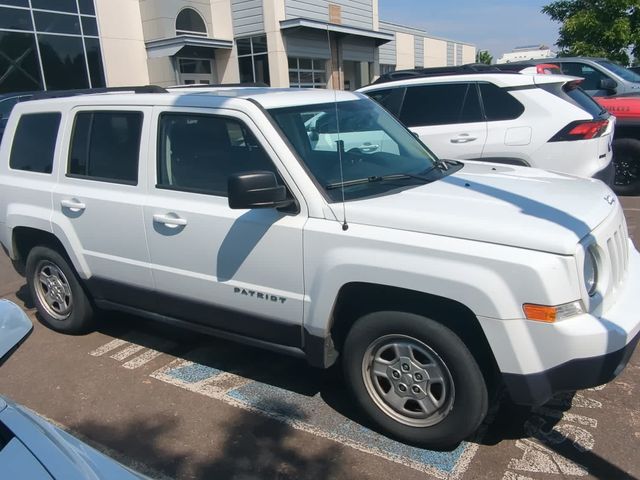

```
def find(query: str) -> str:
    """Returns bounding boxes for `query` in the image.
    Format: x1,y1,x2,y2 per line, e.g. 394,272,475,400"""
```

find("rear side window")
157,113,279,196
366,88,405,117
399,83,483,127
68,111,143,184
479,83,524,121
9,112,61,173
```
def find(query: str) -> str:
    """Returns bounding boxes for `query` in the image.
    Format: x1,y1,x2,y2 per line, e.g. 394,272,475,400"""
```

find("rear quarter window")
478,83,525,121
9,112,61,173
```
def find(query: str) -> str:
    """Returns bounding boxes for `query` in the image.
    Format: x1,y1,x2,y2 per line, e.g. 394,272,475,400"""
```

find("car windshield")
596,60,640,83
268,99,441,201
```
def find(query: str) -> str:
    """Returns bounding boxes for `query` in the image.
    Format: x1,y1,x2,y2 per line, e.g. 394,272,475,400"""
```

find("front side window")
560,63,608,92
68,111,143,184
157,113,279,196
236,36,270,85
288,57,326,88
400,83,483,127
269,99,439,201
10,112,61,173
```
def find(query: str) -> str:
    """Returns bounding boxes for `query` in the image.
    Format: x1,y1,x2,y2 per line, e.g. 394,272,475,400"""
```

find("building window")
288,57,326,88
0,0,105,93
236,35,269,85
380,64,395,75
175,8,207,37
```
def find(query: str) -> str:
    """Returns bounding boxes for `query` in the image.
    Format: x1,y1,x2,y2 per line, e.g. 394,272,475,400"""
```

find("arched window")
176,8,207,37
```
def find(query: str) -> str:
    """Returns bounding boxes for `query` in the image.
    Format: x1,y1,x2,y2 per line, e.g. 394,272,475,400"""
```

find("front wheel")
612,137,640,196
343,311,488,448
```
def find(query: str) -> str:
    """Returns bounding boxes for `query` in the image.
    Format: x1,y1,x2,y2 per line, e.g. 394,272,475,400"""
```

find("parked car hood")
0,397,148,480
342,161,616,255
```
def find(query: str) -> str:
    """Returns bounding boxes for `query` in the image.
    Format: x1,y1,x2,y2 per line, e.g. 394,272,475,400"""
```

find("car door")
51,107,154,307
142,107,306,347
398,82,487,160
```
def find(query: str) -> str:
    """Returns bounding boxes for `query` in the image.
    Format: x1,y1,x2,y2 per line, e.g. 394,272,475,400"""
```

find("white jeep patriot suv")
1,86,639,448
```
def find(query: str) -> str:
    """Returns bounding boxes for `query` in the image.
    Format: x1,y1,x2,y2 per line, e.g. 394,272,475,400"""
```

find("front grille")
602,215,629,295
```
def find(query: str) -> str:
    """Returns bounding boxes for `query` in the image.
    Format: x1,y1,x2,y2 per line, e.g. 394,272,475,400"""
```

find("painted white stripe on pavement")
89,339,128,357
111,344,145,361
122,349,164,369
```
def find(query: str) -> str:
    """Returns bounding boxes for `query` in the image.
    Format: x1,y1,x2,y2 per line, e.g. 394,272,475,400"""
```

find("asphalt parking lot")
1,197,639,480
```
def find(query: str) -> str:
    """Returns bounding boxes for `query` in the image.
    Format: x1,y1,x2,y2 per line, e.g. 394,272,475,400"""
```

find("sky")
378,0,561,61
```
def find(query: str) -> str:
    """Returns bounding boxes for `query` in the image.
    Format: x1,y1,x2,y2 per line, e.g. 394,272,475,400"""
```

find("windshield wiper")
326,172,431,190
325,160,459,191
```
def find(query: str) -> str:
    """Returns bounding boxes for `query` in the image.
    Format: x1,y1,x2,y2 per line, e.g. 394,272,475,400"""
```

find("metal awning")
279,18,394,46
145,35,233,59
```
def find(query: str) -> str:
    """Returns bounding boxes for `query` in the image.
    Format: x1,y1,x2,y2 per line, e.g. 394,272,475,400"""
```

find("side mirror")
599,77,617,92
228,171,293,210
0,300,33,365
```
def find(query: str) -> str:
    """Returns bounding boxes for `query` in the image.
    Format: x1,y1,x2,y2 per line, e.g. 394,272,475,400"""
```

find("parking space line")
122,349,165,369
110,344,145,361
89,339,128,357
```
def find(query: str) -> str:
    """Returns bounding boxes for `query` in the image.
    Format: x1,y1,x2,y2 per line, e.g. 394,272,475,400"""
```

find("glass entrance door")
177,58,215,85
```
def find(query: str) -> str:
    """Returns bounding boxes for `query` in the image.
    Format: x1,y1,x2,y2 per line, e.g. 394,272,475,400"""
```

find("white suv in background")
358,70,615,184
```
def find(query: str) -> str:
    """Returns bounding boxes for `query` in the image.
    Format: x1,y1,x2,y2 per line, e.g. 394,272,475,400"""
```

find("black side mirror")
599,77,617,92
228,171,293,210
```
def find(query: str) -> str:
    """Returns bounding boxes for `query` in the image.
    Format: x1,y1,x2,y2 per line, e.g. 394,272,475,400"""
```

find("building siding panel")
231,0,264,37
446,41,454,66
284,30,331,58
414,36,423,67
456,43,463,66
342,37,375,62
285,0,373,30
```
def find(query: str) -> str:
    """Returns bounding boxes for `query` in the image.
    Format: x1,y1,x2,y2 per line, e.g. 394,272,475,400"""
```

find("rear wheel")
612,137,640,195
26,246,95,334
343,311,488,448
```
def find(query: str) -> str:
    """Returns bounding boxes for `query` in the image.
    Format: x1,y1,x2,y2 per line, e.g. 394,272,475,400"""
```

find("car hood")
340,162,616,255
0,397,149,480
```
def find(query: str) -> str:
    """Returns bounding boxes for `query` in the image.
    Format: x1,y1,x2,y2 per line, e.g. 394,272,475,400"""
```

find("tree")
476,50,493,64
542,0,640,65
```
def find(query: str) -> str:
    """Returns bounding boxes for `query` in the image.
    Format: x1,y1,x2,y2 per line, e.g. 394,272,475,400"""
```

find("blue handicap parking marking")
166,363,224,383
226,380,471,476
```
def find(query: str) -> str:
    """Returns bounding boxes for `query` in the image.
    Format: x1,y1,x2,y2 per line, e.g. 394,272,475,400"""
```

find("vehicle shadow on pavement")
480,393,637,480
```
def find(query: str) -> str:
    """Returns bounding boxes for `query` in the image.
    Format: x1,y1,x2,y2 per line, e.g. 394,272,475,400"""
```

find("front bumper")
481,240,640,406
503,329,640,405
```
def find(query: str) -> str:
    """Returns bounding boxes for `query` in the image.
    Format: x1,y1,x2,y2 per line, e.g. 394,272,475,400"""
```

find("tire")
612,137,640,196
25,246,95,334
343,311,488,448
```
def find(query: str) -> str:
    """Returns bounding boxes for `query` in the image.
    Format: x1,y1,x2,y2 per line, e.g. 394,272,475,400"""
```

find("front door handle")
60,199,86,211
153,213,187,227
450,134,477,144
357,144,380,153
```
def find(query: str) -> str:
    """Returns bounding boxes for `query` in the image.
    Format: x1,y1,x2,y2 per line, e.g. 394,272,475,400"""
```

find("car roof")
14,87,364,112
357,72,575,92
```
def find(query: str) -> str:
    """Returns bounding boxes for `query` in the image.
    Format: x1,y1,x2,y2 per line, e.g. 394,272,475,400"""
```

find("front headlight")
584,246,598,296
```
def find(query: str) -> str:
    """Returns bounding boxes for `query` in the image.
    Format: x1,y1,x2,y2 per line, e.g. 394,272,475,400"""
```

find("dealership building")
0,0,475,93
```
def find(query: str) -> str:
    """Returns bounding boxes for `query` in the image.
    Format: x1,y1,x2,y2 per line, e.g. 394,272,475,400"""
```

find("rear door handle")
60,199,86,211
450,134,477,144
153,213,187,227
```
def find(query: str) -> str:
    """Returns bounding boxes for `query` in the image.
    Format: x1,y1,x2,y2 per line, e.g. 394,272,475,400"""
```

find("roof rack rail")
168,82,270,89
371,63,509,85
27,85,167,100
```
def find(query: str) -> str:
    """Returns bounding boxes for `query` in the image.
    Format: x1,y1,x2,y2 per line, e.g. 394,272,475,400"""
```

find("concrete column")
372,0,379,30
209,0,238,83
328,34,343,90
95,0,149,86
263,0,289,87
